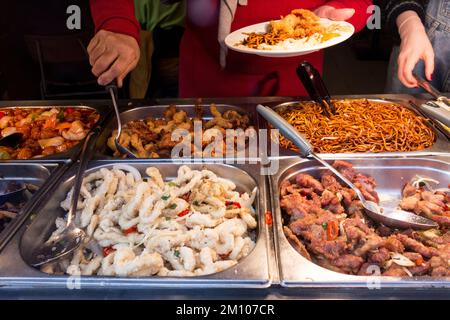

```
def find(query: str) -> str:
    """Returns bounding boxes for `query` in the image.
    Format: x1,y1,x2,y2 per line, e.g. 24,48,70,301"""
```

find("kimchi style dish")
0,107,99,159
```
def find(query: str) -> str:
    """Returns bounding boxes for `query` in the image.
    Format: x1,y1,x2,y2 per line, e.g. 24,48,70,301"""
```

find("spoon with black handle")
257,104,438,230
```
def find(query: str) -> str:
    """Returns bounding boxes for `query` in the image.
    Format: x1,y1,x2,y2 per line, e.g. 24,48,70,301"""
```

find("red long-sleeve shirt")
89,0,140,43
180,0,373,97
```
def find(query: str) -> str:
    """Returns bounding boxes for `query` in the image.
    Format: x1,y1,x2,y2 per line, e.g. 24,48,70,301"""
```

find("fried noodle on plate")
242,9,351,50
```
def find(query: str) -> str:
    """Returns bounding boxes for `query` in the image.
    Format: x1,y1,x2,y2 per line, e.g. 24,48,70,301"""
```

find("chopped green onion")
322,222,328,230
174,250,180,257
161,195,169,201
168,203,177,209
193,201,199,206
168,182,177,187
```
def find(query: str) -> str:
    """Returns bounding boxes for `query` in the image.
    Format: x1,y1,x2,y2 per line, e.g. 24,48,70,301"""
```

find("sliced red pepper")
102,246,115,257
65,107,75,114
326,220,339,241
225,201,241,209
265,211,273,225
177,209,190,217
123,225,138,235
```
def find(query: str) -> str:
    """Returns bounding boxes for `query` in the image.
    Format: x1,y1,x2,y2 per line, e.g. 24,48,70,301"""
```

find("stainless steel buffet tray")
0,162,63,251
270,156,450,288
94,104,261,160
0,103,111,163
0,161,272,289
261,94,449,158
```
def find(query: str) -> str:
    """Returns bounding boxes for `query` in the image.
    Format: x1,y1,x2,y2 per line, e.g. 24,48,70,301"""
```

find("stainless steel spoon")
257,104,439,230
106,82,137,158
29,128,99,267
0,181,27,205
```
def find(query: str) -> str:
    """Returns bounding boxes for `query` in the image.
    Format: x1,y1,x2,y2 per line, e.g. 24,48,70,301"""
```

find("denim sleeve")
376,0,427,36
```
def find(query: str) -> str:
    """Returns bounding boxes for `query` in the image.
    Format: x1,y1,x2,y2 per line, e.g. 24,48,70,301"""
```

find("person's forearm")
89,0,140,44
325,0,373,32
397,10,424,37
381,0,426,34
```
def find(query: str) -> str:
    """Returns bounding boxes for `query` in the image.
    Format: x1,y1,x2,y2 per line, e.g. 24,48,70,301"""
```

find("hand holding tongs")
297,61,336,117
413,73,450,128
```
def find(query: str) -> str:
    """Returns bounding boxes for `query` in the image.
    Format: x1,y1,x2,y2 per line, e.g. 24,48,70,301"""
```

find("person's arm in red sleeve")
87,0,141,87
90,0,140,43
315,0,373,33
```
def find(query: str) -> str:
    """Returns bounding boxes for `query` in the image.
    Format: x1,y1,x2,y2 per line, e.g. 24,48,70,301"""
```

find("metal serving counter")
0,96,447,299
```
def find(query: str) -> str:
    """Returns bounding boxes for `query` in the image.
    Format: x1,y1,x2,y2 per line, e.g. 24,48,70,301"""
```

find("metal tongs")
257,104,438,230
106,81,137,158
413,73,450,128
297,61,336,117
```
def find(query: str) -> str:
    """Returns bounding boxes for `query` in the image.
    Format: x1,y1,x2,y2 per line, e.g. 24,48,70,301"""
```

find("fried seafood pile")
107,104,254,158
42,165,257,277
281,161,449,277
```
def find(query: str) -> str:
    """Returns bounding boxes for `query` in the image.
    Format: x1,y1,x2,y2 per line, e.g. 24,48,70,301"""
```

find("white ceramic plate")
225,18,355,57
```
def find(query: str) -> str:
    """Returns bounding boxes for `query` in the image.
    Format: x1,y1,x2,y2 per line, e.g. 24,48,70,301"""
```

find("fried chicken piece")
130,133,148,158
205,104,233,129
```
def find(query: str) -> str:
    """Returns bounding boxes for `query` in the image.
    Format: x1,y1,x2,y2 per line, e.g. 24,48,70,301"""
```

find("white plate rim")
225,18,355,57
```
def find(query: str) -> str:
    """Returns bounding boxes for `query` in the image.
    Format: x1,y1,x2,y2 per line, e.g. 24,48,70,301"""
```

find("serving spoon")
106,81,137,158
257,104,438,230
29,128,99,267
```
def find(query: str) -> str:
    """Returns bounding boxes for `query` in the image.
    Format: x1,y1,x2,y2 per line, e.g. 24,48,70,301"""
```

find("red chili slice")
225,201,241,209
65,107,75,114
123,225,138,235
177,209,190,217
265,211,273,225
102,246,115,257
326,220,339,241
